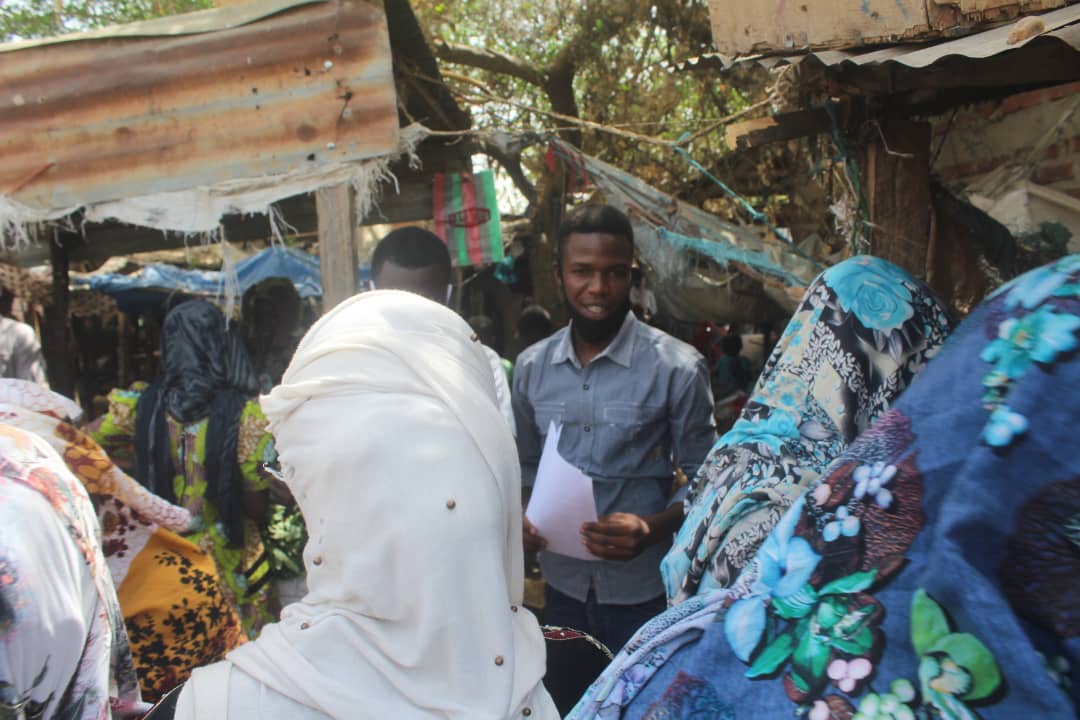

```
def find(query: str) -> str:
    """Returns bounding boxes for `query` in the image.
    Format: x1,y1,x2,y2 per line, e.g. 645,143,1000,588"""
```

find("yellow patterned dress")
91,383,278,636
0,379,246,702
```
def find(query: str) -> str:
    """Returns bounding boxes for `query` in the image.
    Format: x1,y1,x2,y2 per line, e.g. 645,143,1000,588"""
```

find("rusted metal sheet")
752,3,1080,68
695,4,1079,99
708,0,1068,56
0,0,398,212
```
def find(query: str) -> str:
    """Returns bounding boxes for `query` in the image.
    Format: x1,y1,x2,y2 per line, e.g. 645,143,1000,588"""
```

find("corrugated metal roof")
0,0,323,50
0,0,399,212
684,3,1080,70
756,3,1080,69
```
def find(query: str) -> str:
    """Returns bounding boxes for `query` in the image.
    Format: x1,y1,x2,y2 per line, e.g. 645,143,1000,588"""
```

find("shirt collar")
551,311,637,369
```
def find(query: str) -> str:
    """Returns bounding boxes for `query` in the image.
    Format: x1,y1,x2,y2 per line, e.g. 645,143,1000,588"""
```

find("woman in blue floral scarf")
664,256,953,604
569,254,1080,719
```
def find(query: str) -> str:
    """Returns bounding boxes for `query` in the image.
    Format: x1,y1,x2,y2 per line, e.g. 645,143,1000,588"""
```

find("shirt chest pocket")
601,401,665,438
533,401,567,433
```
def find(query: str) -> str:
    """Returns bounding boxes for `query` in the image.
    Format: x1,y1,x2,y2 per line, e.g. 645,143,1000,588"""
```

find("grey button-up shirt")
513,312,716,604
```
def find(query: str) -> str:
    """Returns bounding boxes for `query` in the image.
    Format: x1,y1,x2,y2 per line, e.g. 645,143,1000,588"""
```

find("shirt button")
495,655,505,666
446,499,457,509
583,425,591,432
510,605,518,612
300,622,310,630
523,709,532,716
312,556,323,566
582,383,589,390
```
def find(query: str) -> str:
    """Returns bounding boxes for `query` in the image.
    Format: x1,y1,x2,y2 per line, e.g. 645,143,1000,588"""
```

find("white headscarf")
184,291,555,719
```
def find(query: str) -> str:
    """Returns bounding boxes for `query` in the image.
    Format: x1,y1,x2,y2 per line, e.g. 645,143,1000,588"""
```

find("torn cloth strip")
1,124,430,252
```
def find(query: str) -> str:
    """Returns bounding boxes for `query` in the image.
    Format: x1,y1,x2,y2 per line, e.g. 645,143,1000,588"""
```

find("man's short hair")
556,204,634,266
371,227,452,282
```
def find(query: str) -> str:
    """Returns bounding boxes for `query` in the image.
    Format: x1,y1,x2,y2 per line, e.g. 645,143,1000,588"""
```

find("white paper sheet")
525,421,600,561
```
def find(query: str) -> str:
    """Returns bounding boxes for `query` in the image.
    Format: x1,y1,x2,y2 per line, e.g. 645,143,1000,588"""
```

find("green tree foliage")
1,0,212,43
414,0,777,205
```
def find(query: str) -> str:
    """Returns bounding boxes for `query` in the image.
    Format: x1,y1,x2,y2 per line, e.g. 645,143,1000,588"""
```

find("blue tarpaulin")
235,245,322,299
73,246,324,314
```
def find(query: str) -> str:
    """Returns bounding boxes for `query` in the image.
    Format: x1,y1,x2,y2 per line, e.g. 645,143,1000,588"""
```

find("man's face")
557,231,633,341
373,261,448,304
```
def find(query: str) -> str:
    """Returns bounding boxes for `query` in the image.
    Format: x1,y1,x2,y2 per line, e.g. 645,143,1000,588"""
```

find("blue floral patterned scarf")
663,256,953,604
569,253,1080,720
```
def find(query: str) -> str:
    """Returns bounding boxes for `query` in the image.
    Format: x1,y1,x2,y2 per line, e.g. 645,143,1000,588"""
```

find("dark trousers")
543,585,667,654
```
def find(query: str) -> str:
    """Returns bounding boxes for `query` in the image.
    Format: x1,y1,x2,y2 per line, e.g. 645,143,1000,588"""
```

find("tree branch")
476,134,541,208
432,39,543,86
433,1,645,149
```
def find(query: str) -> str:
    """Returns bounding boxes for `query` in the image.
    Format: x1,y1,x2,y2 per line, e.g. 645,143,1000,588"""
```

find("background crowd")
1,204,1077,719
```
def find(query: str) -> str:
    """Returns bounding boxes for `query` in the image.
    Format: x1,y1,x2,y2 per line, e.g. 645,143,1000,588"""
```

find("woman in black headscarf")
92,300,279,636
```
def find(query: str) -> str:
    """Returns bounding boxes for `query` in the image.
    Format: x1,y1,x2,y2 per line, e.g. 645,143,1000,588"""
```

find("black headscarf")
134,300,260,547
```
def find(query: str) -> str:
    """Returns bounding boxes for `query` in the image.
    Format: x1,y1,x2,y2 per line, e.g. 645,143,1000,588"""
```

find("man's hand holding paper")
524,422,600,562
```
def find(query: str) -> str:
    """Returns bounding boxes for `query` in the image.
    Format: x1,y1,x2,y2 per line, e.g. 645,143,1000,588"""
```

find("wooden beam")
117,311,130,389
316,184,358,311
43,231,75,397
724,103,848,151
863,118,933,278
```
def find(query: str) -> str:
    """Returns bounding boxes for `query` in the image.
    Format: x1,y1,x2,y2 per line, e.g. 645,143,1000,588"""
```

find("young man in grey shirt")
513,204,716,652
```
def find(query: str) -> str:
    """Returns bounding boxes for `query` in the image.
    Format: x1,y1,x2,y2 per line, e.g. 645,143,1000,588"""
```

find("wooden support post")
117,311,130,389
44,230,76,398
862,119,933,278
316,184,358,312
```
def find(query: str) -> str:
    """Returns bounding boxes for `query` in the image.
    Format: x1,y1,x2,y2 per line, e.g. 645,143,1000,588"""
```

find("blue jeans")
543,585,667,654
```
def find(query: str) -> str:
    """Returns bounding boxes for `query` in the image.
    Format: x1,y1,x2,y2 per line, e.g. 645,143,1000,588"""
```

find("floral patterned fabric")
91,383,277,635
663,256,953,604
0,382,246,702
0,424,146,719
569,254,1080,719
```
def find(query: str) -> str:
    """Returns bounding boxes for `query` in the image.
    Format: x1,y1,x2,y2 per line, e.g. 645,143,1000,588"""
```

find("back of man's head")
720,334,743,357
467,314,496,348
517,304,554,349
371,227,452,303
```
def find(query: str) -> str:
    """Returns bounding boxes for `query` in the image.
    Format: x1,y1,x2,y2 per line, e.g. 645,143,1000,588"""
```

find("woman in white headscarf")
175,290,557,720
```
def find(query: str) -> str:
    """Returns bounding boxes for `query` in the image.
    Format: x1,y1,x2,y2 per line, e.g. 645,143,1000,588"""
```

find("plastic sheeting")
73,245,322,314
549,140,823,322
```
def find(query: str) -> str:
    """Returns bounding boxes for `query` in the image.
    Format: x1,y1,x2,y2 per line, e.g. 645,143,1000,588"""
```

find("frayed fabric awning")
1,123,429,252
549,140,823,321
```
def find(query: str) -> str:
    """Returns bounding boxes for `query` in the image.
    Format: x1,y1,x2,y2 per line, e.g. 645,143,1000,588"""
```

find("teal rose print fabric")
569,254,1080,720
979,255,1080,448
663,256,952,604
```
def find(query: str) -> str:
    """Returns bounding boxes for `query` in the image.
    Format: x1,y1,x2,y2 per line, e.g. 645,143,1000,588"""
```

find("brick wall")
933,80,1080,200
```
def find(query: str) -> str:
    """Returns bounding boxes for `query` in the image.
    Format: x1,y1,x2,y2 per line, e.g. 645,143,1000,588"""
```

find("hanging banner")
433,170,504,267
